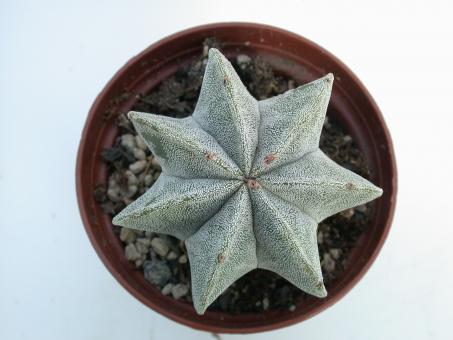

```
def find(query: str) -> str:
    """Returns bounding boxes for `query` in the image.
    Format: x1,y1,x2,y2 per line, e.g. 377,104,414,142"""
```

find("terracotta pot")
76,22,397,333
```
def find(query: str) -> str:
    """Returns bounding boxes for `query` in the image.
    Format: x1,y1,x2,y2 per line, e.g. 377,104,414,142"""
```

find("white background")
1,1,452,339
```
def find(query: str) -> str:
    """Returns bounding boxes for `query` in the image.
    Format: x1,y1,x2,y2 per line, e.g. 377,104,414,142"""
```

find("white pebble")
340,208,355,219
322,253,335,272
236,54,251,66
135,135,147,150
119,227,136,243
151,237,170,257
178,254,188,264
121,134,136,151
356,204,368,213
150,157,161,170
330,248,342,260
125,243,140,261
161,283,173,295
262,297,269,310
129,160,147,174
317,232,324,244
124,184,137,198
137,238,151,247
133,148,147,160
144,174,154,186
167,251,178,260
135,238,151,254
122,197,133,206
171,284,189,299
124,170,139,185
108,174,117,188
107,187,121,202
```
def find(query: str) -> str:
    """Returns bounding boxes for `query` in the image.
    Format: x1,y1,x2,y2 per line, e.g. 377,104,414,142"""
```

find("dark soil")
94,38,373,314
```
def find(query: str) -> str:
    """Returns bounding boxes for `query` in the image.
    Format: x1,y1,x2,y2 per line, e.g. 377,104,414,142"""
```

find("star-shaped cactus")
113,48,383,314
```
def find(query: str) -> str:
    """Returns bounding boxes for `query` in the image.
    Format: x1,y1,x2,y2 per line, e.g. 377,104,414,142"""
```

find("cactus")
113,48,383,314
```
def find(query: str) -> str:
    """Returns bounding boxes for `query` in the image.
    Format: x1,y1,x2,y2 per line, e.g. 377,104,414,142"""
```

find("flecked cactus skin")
113,48,383,315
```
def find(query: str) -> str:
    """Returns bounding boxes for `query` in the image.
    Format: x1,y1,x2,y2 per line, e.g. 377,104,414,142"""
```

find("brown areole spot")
264,153,277,165
345,182,355,190
204,151,217,161
245,178,260,190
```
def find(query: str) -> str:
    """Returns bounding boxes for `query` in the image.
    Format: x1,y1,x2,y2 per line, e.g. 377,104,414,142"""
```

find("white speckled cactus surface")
113,48,383,314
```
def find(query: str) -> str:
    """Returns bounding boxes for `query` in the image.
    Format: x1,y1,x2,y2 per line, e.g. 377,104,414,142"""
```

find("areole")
76,22,397,333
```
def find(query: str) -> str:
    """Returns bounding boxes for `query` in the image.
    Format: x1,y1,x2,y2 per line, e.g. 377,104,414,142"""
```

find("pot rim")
76,22,397,333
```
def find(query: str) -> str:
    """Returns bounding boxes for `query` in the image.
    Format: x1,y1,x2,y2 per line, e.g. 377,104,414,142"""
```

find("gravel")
321,253,336,273
135,135,147,150
356,204,368,213
121,134,136,151
129,160,147,174
236,54,252,68
119,227,136,244
166,251,178,260
107,185,121,202
151,237,170,257
125,243,141,261
178,254,188,264
330,248,342,260
171,284,189,299
135,238,151,254
133,148,146,160
143,260,172,286
340,208,355,219
144,174,153,186
150,157,161,171
161,283,173,296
